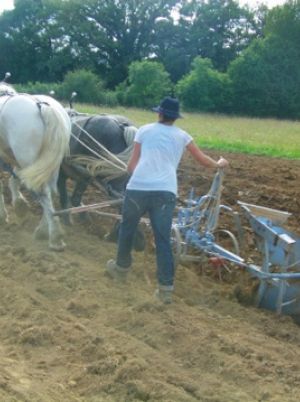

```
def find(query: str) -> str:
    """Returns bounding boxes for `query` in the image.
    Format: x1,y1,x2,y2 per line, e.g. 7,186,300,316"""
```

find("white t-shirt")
127,122,193,195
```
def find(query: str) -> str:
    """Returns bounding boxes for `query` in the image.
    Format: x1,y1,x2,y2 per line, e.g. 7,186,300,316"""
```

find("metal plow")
238,202,300,315
172,170,300,316
53,168,300,316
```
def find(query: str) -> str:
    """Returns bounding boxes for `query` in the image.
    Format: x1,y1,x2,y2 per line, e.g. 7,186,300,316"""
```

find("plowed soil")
1,150,300,402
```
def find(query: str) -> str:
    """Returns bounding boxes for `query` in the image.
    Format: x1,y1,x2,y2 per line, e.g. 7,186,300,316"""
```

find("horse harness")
0,91,50,116
72,115,130,148
0,92,50,178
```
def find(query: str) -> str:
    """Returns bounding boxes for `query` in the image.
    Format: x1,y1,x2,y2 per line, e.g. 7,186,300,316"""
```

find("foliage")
118,60,172,107
151,0,260,82
0,0,259,86
14,81,62,97
1,0,300,119
61,69,104,104
56,0,180,88
151,16,192,83
176,57,232,113
264,0,300,44
0,0,77,83
15,77,118,107
228,1,300,119
177,0,260,72
101,90,119,107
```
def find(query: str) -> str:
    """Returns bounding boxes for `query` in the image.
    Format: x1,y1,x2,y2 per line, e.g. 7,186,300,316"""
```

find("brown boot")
155,285,173,304
106,259,130,283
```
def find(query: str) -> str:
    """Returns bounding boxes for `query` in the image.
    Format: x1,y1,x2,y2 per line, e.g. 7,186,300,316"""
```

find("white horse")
0,81,71,250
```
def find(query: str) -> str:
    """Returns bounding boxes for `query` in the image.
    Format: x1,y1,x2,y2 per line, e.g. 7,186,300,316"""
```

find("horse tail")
18,103,70,193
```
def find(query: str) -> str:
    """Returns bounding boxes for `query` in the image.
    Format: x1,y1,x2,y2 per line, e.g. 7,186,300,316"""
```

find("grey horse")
57,112,145,251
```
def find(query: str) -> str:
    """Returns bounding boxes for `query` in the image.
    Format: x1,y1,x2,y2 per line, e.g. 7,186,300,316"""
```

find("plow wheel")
214,229,240,256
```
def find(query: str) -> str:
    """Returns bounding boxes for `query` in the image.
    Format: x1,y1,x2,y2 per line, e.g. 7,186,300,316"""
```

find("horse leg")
8,175,29,218
133,223,146,252
71,179,91,222
34,186,65,251
57,168,72,225
105,218,145,252
105,220,120,242
0,181,8,224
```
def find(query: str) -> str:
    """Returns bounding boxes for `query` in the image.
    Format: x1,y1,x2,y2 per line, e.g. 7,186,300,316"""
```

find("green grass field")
74,103,300,159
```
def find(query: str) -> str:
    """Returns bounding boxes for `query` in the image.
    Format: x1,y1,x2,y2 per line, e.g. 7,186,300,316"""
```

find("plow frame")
171,170,244,267
53,168,300,316
171,170,300,316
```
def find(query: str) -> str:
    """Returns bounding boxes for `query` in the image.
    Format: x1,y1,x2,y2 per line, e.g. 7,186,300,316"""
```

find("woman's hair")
160,114,176,123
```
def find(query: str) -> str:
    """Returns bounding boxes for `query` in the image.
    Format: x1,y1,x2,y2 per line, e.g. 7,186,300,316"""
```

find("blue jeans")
116,190,176,287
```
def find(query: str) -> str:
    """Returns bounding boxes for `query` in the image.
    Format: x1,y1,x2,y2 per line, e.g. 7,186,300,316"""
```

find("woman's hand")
216,157,229,168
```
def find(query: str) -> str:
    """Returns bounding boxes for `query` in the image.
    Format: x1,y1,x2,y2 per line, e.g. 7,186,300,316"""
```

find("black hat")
152,96,182,119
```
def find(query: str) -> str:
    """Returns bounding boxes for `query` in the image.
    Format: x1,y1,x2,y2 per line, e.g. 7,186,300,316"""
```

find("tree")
59,0,180,87
228,1,300,119
150,13,192,83
228,36,300,118
121,60,172,107
0,0,181,86
178,0,260,71
176,57,231,112
62,69,104,103
264,0,300,47
0,0,77,83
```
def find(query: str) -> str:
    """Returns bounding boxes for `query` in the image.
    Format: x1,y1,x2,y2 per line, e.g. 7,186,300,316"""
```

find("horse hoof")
34,226,49,240
49,241,66,251
78,211,91,223
0,214,8,224
14,197,29,218
61,214,73,226
104,232,118,243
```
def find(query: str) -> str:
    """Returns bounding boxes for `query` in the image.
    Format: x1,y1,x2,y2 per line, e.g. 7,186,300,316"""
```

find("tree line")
1,0,300,119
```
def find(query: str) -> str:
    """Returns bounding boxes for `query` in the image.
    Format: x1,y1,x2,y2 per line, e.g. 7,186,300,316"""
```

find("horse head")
65,108,90,119
64,91,92,119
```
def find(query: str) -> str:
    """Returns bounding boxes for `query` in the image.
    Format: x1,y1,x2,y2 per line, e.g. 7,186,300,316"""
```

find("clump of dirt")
0,151,300,402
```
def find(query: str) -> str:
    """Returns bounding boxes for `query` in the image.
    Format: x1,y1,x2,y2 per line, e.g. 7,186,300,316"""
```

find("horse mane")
123,125,137,147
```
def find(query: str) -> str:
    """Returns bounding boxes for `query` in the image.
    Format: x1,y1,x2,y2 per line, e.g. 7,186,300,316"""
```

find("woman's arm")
186,141,228,168
127,142,141,173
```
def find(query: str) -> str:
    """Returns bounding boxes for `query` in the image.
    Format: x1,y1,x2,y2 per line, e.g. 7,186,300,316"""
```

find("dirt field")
1,151,300,402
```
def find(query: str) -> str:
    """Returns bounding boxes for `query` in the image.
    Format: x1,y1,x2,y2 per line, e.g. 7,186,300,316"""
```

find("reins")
70,119,128,173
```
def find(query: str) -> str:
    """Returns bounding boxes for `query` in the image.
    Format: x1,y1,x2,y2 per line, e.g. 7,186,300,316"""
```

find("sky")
239,0,287,6
0,0,289,14
0,0,14,13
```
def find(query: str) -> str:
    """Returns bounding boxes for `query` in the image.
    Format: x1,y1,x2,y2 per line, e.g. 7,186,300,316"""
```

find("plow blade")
256,280,300,316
